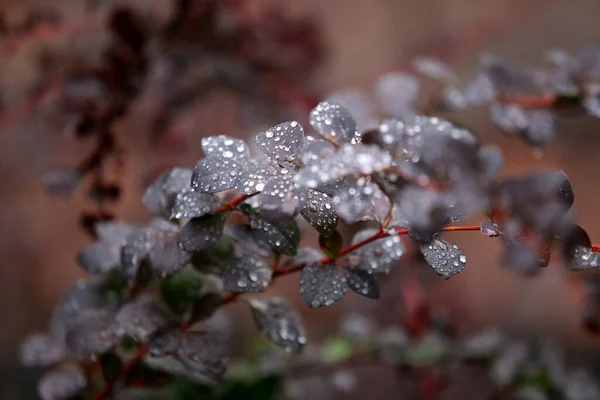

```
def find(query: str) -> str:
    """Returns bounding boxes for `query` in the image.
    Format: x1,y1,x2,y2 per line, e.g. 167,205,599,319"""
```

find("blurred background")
2,0,600,398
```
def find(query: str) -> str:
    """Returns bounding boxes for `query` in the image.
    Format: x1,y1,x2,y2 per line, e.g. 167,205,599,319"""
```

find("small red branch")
497,94,558,108
91,346,149,400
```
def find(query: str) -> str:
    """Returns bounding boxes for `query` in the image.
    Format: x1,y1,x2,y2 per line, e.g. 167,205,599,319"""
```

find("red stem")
592,244,600,252
91,346,149,400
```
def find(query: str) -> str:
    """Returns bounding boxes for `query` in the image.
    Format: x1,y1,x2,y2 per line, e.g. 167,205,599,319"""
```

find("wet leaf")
243,206,300,256
227,224,273,258
191,155,241,193
95,221,135,244
176,331,229,383
148,230,190,277
143,168,192,218
299,263,347,308
327,90,377,130
115,299,178,341
223,256,272,293
235,161,277,195
148,327,181,357
413,57,457,84
255,121,305,164
20,333,67,367
178,214,227,253
283,248,325,269
38,365,86,400
171,189,221,219
162,267,204,315
348,229,404,273
77,242,121,275
65,310,119,360
481,220,501,237
309,101,357,143
333,178,391,224
374,72,420,120
189,235,235,273
419,237,467,279
301,189,338,237
299,137,337,166
319,231,343,259
201,135,250,161
259,175,306,222
248,298,307,353
344,268,380,299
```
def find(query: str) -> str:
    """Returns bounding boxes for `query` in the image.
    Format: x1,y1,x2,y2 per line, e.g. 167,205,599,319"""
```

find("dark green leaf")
190,293,224,324
248,298,307,353
319,231,343,259
101,352,123,384
162,267,204,315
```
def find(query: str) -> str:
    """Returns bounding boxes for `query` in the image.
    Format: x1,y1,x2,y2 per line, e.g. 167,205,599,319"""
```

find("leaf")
148,230,191,277
255,121,305,164
171,189,221,219
343,268,380,299
301,189,338,237
333,177,391,224
560,224,596,269
299,264,347,308
405,332,451,367
327,90,377,131
413,57,457,84
299,137,337,166
319,231,343,259
42,166,83,197
77,242,121,275
148,327,181,357
235,161,277,195
323,337,353,364
189,235,235,273
38,365,87,400
480,220,501,237
191,155,242,193
176,331,229,383
309,101,357,143
190,293,224,324
100,352,123,384
49,280,118,341
162,267,204,315
373,72,420,120
143,168,193,218
20,333,67,367
223,256,272,293
419,237,467,279
114,299,178,341
178,214,227,253
95,221,135,244
65,310,119,360
347,228,404,274
243,205,300,256
259,175,307,222
227,224,273,258
201,135,250,161
248,298,307,353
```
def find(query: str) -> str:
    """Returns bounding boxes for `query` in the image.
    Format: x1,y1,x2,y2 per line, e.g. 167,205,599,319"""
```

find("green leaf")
323,337,353,364
161,267,204,315
101,352,123,384
319,231,343,259
405,332,450,367
190,235,235,274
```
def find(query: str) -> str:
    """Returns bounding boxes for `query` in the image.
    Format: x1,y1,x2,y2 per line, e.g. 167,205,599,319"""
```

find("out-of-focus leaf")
114,298,177,341
333,177,390,224
347,229,404,274
323,337,353,364
413,57,457,84
227,224,273,258
176,331,229,383
143,168,192,218
242,205,300,256
77,242,121,275
20,333,67,367
282,248,324,269
37,364,87,400
374,72,420,120
481,220,501,237
101,352,124,384
299,263,347,308
162,267,204,315
309,101,357,144
42,166,83,197
248,298,307,353
190,235,235,274
223,256,272,293
190,293,224,324
65,310,119,360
